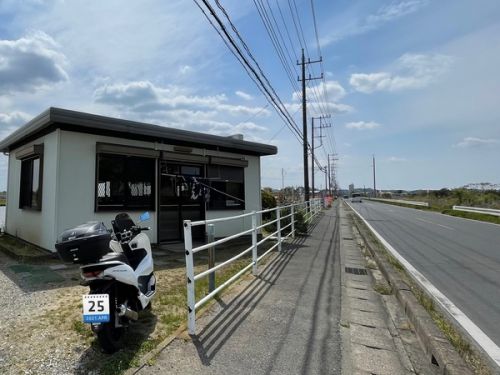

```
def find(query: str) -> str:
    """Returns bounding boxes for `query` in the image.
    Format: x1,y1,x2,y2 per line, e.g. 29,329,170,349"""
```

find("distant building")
0,108,277,251
349,184,354,195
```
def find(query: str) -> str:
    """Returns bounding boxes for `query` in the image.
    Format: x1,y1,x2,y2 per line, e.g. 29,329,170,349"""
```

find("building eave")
0,107,278,157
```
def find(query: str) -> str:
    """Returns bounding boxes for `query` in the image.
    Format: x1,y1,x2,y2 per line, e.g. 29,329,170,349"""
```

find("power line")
252,0,300,93
212,0,302,137
195,0,303,146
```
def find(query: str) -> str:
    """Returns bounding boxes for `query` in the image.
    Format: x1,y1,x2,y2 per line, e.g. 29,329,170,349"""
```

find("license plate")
83,294,110,323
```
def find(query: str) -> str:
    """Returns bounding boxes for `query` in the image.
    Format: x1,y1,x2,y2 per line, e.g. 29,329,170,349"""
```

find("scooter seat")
99,252,129,264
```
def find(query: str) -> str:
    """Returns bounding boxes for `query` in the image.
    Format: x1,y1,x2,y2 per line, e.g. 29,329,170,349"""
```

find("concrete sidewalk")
131,202,437,374
134,205,342,375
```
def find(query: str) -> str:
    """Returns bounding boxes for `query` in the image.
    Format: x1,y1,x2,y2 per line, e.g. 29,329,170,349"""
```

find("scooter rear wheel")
97,323,124,354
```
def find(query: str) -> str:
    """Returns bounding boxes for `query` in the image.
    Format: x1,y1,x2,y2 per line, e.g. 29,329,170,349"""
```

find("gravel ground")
0,252,88,374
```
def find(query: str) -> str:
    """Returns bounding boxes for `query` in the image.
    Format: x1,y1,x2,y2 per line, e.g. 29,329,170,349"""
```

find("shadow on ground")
75,310,158,375
188,213,326,367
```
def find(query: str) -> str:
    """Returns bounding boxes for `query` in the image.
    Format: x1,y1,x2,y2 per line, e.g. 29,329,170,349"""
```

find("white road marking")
415,217,455,231
345,201,500,368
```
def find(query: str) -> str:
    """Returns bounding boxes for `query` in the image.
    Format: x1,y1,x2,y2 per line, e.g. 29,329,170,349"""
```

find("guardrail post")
251,211,258,275
277,207,282,252
304,201,311,222
291,205,295,239
207,224,215,293
184,220,196,335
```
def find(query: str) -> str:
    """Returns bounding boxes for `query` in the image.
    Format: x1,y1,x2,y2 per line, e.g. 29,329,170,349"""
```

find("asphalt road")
350,200,500,348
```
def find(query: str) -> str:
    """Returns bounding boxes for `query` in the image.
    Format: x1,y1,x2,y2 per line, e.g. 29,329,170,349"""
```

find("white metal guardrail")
453,205,500,217
366,197,429,207
183,198,323,334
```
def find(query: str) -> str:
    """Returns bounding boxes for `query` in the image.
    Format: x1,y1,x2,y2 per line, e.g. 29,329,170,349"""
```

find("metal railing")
183,198,322,334
453,205,500,217
366,197,429,207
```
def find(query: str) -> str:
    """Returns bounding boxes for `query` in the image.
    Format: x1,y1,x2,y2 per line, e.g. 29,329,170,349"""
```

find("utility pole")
311,115,331,199
328,153,338,196
373,155,377,197
324,165,327,197
298,48,322,202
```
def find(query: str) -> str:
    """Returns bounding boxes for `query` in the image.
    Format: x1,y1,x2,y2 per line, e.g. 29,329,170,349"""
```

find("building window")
96,153,155,211
19,156,43,210
207,165,245,210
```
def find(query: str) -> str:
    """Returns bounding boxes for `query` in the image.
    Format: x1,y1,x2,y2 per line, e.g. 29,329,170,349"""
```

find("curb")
337,204,353,375
350,209,474,375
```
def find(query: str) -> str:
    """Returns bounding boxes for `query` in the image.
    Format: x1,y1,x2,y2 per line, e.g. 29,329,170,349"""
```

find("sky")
1,0,499,192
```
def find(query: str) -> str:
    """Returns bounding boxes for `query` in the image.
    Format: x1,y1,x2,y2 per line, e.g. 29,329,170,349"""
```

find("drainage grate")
345,267,368,275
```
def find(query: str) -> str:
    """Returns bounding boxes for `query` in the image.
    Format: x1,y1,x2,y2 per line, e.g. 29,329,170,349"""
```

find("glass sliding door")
158,161,205,242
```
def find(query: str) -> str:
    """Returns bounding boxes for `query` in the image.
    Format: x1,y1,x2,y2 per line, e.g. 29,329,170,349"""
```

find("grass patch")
442,209,500,225
373,282,392,295
411,287,490,374
0,234,53,262
72,320,93,338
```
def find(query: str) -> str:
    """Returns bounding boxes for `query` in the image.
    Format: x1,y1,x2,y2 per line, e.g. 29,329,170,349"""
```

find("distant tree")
433,188,451,198
262,187,274,194
261,189,277,209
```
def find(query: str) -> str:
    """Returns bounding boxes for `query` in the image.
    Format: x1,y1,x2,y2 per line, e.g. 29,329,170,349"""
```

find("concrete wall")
6,131,60,251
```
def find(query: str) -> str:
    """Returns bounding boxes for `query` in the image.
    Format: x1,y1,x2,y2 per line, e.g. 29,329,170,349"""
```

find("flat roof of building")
0,107,278,156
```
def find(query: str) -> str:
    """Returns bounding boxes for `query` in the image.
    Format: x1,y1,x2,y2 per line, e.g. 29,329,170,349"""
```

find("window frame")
95,152,156,212
207,165,245,211
19,155,44,211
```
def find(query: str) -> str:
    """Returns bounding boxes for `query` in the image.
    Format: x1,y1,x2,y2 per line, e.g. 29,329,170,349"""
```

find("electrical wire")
194,0,304,146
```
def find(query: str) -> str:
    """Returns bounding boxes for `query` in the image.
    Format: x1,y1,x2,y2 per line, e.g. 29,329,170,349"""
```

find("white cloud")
94,81,226,111
288,80,351,116
178,65,193,75
387,156,407,162
292,80,346,102
235,90,253,101
367,0,428,26
322,0,428,46
94,81,272,117
345,121,381,130
0,111,32,138
0,31,68,94
92,80,272,138
454,137,499,148
350,53,453,93
217,104,271,116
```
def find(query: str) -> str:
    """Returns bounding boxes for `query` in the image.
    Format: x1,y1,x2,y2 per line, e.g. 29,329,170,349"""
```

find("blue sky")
1,0,499,191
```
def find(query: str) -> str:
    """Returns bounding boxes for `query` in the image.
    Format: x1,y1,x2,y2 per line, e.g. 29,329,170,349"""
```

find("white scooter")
55,212,156,353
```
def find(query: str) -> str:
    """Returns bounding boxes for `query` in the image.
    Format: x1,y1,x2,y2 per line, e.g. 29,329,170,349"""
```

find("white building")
0,108,277,252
